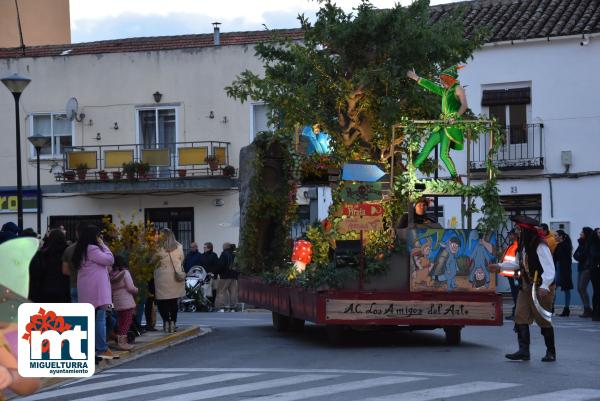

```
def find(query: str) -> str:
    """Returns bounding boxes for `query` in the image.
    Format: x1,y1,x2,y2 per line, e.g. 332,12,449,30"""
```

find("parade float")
227,0,505,344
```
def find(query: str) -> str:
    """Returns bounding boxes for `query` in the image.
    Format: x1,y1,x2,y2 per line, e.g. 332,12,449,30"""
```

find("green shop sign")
0,191,39,214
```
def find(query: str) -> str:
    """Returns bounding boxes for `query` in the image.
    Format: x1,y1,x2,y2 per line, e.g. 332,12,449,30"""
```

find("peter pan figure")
406,66,468,181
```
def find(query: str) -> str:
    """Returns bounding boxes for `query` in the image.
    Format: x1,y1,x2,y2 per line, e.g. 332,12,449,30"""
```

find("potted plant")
75,163,88,180
177,168,187,178
122,162,137,180
205,155,219,171
136,161,150,179
112,171,122,181
98,170,109,181
63,170,76,181
222,165,235,177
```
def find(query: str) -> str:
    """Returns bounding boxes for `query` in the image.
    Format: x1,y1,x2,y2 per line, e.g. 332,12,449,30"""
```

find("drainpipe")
548,177,554,218
213,22,221,46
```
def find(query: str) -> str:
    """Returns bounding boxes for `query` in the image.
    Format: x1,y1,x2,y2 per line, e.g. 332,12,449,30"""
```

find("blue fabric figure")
467,231,495,288
302,124,331,155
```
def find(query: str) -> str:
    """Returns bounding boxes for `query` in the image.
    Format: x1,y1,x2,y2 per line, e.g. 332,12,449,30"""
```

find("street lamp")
28,134,47,235
1,73,31,231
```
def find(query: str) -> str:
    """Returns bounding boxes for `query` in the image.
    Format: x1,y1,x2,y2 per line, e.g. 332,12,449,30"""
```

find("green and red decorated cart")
228,1,506,344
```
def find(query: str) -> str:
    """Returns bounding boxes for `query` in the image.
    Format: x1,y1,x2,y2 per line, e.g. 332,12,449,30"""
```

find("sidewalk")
36,324,206,393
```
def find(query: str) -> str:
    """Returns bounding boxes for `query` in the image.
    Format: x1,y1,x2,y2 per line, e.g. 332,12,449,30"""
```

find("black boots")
558,307,570,317
506,324,530,361
580,307,593,318
541,327,556,362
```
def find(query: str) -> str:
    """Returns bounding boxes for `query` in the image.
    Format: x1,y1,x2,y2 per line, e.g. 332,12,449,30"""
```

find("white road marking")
61,373,116,387
150,374,339,401
240,375,425,401
108,367,453,377
69,373,261,401
363,381,521,401
502,389,600,401
15,373,184,401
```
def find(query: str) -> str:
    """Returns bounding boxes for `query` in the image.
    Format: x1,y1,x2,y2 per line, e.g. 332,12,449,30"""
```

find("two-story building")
0,26,301,252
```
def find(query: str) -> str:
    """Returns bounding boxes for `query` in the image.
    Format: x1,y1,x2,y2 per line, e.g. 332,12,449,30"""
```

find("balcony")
55,141,237,194
469,124,544,171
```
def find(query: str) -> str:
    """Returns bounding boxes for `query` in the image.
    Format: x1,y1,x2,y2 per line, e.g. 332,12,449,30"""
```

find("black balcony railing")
56,141,234,182
469,124,544,171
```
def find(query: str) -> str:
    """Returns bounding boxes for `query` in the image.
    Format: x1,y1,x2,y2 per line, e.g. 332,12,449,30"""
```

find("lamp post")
1,73,31,231
28,134,46,235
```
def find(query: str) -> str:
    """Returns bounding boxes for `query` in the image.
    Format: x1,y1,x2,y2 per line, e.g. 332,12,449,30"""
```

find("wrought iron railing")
56,141,234,182
469,124,544,171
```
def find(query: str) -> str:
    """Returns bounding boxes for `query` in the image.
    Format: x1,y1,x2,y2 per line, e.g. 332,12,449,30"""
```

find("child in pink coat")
109,255,138,351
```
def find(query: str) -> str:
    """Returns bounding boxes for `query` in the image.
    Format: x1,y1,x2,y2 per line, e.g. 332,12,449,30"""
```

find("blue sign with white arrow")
342,162,387,182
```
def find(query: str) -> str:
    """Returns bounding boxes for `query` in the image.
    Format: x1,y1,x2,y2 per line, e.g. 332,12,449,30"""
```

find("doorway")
498,194,542,247
145,207,194,254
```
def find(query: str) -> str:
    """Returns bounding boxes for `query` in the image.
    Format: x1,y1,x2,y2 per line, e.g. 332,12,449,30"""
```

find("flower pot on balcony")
177,169,187,177
208,161,219,171
98,170,109,181
222,165,235,177
64,171,76,181
75,163,88,181
112,171,122,181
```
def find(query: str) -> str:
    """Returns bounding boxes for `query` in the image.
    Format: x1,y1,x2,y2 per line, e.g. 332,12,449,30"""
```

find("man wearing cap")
406,66,468,182
397,197,441,229
488,215,557,362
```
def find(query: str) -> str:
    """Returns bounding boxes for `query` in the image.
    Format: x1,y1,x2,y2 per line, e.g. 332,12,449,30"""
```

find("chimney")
212,22,221,46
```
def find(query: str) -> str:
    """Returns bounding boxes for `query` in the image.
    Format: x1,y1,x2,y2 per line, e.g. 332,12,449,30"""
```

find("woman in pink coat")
73,225,115,360
109,255,138,351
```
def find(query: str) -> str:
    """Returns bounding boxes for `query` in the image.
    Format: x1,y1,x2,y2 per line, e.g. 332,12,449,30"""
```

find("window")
482,87,530,144
137,107,178,175
29,113,73,158
250,103,273,140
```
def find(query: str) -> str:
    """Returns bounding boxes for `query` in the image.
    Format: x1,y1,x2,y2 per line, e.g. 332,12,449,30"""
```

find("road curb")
33,325,208,394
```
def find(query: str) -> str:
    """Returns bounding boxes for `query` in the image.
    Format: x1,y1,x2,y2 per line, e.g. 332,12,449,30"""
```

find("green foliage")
226,0,484,154
103,215,161,301
237,134,297,275
229,1,503,288
306,224,331,266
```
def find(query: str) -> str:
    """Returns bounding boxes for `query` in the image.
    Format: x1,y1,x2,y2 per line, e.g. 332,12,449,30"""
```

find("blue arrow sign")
342,163,387,182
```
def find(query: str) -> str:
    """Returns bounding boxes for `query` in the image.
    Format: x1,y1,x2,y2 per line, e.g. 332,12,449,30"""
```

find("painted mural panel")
409,229,498,292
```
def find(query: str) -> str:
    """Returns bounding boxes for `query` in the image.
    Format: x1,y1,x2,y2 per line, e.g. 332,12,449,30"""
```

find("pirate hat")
439,65,463,80
510,215,540,231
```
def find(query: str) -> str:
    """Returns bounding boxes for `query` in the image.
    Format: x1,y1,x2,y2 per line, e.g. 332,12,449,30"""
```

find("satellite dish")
65,97,85,122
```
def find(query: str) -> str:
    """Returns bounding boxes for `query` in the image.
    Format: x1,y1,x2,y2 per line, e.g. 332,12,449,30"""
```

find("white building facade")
0,28,301,252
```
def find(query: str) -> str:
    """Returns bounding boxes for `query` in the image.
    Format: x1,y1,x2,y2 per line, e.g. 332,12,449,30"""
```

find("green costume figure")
407,66,468,180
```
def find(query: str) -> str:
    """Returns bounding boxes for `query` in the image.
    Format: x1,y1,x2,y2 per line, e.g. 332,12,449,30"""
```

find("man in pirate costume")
488,215,557,362
406,66,468,182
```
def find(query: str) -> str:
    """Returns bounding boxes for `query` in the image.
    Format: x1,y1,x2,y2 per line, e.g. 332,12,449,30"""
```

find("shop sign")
0,191,39,214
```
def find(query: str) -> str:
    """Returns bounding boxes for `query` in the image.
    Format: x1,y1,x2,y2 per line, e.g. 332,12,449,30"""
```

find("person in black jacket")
28,229,70,303
554,230,574,316
214,243,239,310
589,228,600,321
574,227,594,318
200,242,220,274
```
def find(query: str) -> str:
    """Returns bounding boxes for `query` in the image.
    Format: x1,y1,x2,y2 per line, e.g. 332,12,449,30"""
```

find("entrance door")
498,194,542,247
145,207,194,254
48,215,112,243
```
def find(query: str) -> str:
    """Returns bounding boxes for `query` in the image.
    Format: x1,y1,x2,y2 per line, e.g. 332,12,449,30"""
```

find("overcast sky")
70,0,461,43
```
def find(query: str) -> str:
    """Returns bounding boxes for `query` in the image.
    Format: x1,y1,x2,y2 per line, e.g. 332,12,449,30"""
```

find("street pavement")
13,310,600,401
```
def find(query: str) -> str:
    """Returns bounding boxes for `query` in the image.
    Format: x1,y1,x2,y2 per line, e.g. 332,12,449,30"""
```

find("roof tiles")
1,0,599,59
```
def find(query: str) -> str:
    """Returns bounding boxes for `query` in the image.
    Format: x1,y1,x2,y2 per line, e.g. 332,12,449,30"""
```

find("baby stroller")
179,266,214,312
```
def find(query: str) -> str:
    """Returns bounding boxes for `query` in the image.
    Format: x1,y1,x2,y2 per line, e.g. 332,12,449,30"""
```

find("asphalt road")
15,310,600,401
